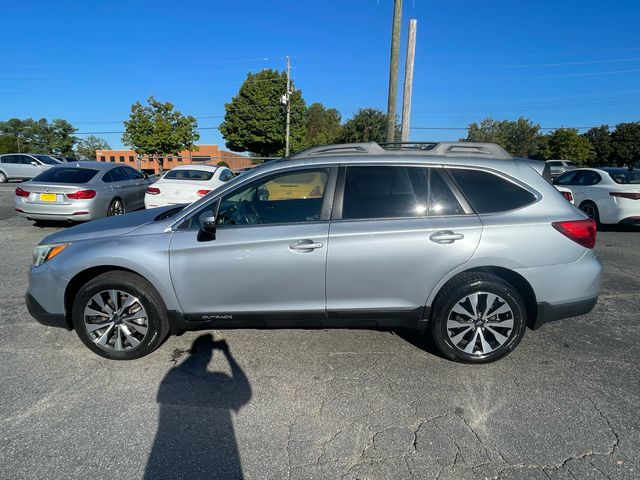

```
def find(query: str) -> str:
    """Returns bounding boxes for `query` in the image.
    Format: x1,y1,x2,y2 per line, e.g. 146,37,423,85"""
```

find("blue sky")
2,0,639,150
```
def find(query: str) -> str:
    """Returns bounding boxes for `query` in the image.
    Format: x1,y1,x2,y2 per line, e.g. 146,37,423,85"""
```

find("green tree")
122,96,199,171
217,161,230,167
75,135,111,160
340,108,394,143
219,69,307,157
540,128,595,165
466,117,541,157
303,102,342,148
0,135,20,154
583,125,613,166
0,117,77,155
611,122,640,167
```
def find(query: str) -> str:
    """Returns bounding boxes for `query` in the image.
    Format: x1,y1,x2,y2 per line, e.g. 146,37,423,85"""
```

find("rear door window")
340,166,464,220
447,168,536,214
104,167,128,183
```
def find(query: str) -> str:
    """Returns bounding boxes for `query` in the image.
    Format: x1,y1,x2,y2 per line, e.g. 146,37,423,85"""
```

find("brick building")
95,145,253,174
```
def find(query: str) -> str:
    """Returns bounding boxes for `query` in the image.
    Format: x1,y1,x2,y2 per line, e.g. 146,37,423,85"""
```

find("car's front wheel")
72,271,169,360
580,201,601,226
430,273,527,363
0,171,7,183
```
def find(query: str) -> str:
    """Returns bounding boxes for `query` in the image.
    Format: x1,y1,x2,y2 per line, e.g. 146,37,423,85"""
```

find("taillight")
15,187,30,197
146,187,161,195
609,192,640,200
552,219,597,249
66,190,96,199
561,191,573,202
196,189,212,196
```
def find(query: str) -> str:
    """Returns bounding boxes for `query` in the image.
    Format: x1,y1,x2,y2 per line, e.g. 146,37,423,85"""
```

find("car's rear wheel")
430,273,527,363
107,198,125,216
0,171,7,183
72,271,169,360
579,201,601,226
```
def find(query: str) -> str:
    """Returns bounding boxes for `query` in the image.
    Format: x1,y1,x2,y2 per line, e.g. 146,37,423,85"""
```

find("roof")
51,161,120,170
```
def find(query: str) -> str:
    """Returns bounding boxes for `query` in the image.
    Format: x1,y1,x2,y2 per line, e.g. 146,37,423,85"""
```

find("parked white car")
144,165,235,208
554,167,640,225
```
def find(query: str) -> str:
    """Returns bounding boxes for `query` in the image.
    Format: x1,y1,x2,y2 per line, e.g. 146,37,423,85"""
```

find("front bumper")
25,292,70,330
533,296,598,329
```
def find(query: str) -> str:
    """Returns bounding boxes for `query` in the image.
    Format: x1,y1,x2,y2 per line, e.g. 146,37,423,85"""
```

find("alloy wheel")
108,199,125,216
83,290,148,352
446,291,515,356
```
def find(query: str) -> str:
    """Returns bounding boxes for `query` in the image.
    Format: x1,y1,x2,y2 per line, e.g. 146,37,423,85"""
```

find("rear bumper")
25,292,70,330
16,209,93,222
533,296,598,329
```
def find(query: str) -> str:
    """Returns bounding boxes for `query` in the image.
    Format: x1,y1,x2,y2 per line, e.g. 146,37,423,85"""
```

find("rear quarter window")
447,168,536,214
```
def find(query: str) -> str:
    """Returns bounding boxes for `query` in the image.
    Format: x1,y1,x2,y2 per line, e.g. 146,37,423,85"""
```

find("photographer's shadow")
144,334,251,480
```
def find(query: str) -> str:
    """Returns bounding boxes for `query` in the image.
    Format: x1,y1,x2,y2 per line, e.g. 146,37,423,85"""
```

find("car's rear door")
122,165,148,209
325,165,482,321
169,166,336,319
105,167,138,211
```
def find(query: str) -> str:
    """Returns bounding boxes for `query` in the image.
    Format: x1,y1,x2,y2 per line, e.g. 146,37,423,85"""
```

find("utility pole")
386,0,403,143
284,56,291,157
401,19,417,142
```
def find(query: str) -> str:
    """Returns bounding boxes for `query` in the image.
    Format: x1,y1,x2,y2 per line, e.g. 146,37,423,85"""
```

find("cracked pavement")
0,186,638,479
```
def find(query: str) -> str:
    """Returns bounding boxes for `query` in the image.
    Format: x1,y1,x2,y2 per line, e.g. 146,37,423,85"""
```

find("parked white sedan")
144,165,235,208
554,167,640,226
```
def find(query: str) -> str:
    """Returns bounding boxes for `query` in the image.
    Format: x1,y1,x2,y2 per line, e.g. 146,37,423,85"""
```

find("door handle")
290,240,324,251
429,230,464,244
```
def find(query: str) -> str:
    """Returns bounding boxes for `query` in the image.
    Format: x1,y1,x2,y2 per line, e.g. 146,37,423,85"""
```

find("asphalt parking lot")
0,183,638,480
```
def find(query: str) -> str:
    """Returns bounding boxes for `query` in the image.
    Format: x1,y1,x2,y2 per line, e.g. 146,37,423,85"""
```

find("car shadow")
32,220,77,229
598,224,640,233
144,334,252,480
391,328,448,360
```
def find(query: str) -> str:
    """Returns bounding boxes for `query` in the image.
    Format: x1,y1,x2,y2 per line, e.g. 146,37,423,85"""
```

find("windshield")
608,170,640,184
32,168,98,184
163,169,215,181
32,154,62,165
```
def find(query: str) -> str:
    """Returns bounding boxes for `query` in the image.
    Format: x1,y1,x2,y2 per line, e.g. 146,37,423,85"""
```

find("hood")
41,205,182,244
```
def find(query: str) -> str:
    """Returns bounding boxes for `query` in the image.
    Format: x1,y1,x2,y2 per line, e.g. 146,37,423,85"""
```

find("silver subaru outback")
25,142,602,363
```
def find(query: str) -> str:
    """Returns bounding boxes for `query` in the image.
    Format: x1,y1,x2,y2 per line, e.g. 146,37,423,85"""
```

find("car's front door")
169,166,336,319
325,165,482,320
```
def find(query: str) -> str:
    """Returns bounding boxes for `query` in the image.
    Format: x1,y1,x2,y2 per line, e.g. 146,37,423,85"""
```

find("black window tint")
20,155,34,165
575,171,601,185
103,167,128,182
429,169,465,215
215,169,329,226
554,170,579,185
448,169,536,214
123,166,143,180
32,168,98,184
341,166,463,220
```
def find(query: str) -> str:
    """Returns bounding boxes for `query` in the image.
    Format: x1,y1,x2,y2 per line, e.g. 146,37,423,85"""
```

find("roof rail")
289,143,386,159
289,141,512,160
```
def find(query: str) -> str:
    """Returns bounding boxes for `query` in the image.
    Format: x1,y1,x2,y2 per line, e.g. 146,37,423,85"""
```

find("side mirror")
198,215,217,241
142,172,149,179
31,161,38,167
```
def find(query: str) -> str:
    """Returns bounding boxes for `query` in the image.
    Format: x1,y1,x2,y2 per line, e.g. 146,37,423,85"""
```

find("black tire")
430,272,527,363
72,271,169,360
579,201,601,226
107,197,125,217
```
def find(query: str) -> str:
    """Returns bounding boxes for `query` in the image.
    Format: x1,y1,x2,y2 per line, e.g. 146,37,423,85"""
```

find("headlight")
33,243,70,267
